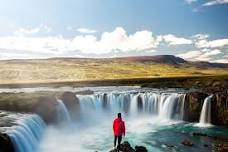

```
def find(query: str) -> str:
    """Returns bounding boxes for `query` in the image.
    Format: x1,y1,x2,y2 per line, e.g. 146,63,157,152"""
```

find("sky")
0,0,228,62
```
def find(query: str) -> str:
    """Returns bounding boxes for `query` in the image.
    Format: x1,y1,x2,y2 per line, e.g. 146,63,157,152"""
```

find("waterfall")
56,99,71,123
76,92,186,121
198,95,213,127
7,114,46,152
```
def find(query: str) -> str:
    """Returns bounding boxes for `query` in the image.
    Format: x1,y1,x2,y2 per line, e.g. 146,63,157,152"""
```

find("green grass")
0,58,228,84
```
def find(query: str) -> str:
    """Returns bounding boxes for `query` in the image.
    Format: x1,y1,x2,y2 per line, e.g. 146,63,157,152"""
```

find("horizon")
0,0,227,63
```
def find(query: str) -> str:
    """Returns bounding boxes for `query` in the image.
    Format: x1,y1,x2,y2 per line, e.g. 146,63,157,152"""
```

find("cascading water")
76,92,186,121
56,99,71,124
7,114,46,152
198,95,213,127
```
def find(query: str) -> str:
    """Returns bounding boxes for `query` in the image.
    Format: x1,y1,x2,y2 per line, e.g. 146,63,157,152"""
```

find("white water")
197,95,213,127
38,91,187,152
7,114,46,152
6,91,187,152
56,99,71,124
75,92,186,121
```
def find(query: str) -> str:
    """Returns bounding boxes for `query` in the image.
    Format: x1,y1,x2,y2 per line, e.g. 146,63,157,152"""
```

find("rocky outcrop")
109,141,148,152
184,91,228,126
0,92,60,124
61,92,80,119
32,96,59,124
0,133,15,152
211,92,228,126
184,92,208,122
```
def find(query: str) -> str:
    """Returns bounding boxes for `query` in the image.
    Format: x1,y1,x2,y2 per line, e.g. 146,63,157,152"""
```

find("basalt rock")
213,142,228,152
184,92,208,122
181,139,194,146
109,141,148,152
0,133,15,152
33,96,59,124
211,92,228,127
0,92,59,124
61,92,80,119
135,146,148,152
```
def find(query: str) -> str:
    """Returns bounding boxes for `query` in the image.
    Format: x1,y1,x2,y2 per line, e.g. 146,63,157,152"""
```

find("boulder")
135,146,148,152
0,133,15,152
181,139,194,146
109,141,148,152
33,96,59,124
213,142,228,152
61,92,80,119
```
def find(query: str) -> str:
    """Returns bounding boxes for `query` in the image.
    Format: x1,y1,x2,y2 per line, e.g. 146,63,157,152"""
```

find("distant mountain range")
2,55,228,68
115,55,228,68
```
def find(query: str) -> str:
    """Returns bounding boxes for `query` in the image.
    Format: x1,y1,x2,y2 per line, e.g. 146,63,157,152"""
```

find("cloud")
69,27,159,54
14,24,52,35
76,28,97,34
213,59,228,63
162,34,193,45
192,34,209,40
185,0,198,4
177,49,222,61
195,38,228,48
0,27,159,58
203,0,228,6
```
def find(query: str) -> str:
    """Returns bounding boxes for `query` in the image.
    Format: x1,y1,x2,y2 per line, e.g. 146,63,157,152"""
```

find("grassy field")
0,58,228,85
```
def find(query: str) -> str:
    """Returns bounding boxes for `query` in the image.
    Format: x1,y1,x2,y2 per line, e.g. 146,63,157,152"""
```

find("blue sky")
0,0,227,62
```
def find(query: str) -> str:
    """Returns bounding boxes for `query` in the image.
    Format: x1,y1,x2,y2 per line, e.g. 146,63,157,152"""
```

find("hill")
0,55,227,84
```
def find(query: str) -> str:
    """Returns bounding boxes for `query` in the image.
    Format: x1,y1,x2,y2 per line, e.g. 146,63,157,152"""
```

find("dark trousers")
114,136,122,151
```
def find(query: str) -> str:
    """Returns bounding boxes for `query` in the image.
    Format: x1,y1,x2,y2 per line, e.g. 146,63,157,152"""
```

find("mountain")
1,55,228,68
116,55,228,68
116,55,187,65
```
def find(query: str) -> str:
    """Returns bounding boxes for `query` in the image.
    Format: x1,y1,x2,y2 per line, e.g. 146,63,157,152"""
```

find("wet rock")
211,92,228,127
33,96,59,124
102,93,109,109
75,90,94,95
137,96,143,112
184,92,208,122
135,146,148,152
192,132,207,137
61,92,80,119
213,142,228,152
182,139,194,146
109,141,148,152
120,141,135,152
0,133,15,152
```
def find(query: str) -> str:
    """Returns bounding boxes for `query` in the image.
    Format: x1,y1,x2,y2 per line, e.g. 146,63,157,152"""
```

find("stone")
182,139,194,146
33,96,59,124
109,141,148,152
0,133,15,152
135,146,148,152
61,92,80,119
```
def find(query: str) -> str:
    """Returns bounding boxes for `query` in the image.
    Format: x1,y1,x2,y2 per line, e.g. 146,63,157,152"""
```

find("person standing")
113,113,125,151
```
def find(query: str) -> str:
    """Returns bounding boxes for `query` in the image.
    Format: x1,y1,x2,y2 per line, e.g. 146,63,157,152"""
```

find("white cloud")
177,49,222,61
195,39,228,48
213,59,228,63
14,24,51,35
76,28,97,34
192,34,209,40
203,0,228,6
177,50,202,60
162,34,192,45
185,0,198,4
0,27,159,58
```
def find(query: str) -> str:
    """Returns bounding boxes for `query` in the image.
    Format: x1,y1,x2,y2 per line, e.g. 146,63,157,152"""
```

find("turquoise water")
39,115,228,152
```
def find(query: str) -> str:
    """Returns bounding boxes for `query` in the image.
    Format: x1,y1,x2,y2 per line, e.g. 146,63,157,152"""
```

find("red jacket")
113,118,125,136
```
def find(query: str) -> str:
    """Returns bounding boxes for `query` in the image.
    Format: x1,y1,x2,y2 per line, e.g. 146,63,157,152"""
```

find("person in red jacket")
113,113,125,151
